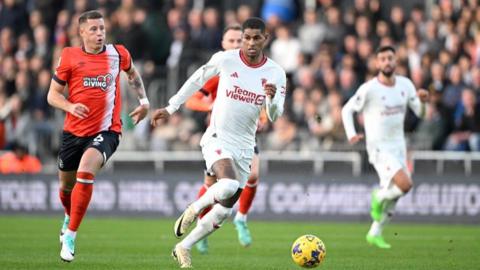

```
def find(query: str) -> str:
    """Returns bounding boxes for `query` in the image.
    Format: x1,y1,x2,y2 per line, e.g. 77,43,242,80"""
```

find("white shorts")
200,135,254,189
368,145,408,188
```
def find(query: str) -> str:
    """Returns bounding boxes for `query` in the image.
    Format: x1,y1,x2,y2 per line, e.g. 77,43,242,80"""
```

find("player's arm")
47,48,90,119
151,51,223,126
125,63,149,124
407,81,429,118
341,84,368,144
185,90,213,112
47,79,89,119
264,71,287,122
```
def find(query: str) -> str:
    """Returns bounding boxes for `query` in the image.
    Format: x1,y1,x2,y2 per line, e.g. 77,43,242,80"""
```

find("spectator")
444,88,480,151
0,0,28,34
270,25,301,75
0,141,42,174
443,65,466,109
298,9,325,58
265,115,297,151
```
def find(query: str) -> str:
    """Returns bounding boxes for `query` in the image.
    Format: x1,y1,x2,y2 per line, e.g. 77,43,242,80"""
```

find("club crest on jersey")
83,73,114,91
261,78,267,87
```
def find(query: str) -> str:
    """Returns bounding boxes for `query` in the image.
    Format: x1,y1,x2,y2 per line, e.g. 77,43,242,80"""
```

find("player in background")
185,24,264,253
151,17,286,268
342,46,429,249
47,10,149,262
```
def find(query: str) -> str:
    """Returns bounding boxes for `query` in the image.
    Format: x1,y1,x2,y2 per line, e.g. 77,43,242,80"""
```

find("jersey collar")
82,45,106,55
239,50,267,68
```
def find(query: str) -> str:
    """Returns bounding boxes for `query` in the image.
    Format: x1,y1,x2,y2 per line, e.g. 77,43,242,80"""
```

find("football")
291,235,326,268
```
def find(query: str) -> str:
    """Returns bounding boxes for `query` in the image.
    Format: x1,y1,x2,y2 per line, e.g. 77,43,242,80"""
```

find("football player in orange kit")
47,10,149,262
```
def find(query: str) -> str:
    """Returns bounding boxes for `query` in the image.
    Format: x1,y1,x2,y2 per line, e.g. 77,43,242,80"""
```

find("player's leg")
197,173,217,219
61,132,119,262
368,169,410,249
195,173,216,254
173,158,242,268
234,152,259,247
57,131,85,249
60,148,102,262
368,149,411,249
174,158,240,238
59,171,76,243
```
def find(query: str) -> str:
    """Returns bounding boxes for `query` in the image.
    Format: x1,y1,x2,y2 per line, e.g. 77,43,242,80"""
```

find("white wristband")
139,98,149,106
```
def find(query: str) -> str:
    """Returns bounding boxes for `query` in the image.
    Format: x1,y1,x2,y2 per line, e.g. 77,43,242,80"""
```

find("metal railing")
107,150,363,176
410,151,480,176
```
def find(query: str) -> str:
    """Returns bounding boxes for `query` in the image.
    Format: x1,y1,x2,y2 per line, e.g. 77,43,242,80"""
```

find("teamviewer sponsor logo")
83,73,114,91
226,85,265,105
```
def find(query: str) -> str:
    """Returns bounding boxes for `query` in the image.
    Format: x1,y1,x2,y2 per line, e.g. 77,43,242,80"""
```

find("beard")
380,68,394,77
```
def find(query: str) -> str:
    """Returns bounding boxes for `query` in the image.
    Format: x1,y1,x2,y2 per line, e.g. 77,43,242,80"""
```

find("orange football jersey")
53,44,131,136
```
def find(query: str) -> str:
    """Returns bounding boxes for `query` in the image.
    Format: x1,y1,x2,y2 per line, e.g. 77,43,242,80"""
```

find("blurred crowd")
1,0,480,166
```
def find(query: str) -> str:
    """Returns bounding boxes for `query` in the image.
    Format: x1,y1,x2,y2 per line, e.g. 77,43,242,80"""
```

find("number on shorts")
93,134,104,143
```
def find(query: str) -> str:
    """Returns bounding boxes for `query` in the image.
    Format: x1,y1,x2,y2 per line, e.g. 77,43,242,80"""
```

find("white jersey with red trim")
166,49,287,149
342,75,423,152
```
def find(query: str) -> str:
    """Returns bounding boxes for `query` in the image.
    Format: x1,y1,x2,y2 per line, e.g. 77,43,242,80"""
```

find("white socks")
234,212,247,222
368,199,398,236
192,178,239,214
64,229,77,239
368,221,382,236
180,204,232,249
376,184,404,202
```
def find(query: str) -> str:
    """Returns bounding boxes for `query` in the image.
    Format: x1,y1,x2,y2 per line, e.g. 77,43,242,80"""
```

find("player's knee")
60,180,75,191
248,172,259,183
204,176,216,187
217,178,239,200
402,180,413,193
215,204,233,220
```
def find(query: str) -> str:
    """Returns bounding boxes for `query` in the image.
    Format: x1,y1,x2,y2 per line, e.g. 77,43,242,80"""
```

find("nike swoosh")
175,215,184,237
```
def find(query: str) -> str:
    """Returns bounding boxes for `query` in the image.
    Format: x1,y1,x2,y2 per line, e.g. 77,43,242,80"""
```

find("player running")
151,17,286,268
185,24,264,254
342,45,429,249
47,10,149,262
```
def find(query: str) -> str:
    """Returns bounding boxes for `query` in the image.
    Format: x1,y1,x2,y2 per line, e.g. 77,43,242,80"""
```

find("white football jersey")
342,75,424,150
166,49,287,149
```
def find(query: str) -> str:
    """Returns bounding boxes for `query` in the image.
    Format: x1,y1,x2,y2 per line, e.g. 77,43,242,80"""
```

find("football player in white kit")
342,46,429,249
151,17,286,268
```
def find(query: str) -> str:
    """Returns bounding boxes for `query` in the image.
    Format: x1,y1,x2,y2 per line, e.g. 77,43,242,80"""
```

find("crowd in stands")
1,0,480,168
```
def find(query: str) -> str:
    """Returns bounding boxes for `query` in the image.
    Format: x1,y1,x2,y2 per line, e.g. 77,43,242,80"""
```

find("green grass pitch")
0,216,478,269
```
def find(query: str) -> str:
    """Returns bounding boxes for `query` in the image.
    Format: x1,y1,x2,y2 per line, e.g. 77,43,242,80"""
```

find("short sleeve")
53,48,71,85
115,45,132,71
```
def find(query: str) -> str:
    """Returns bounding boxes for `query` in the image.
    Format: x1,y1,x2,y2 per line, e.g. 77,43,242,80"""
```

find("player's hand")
150,108,170,127
68,103,90,119
349,134,364,145
417,89,429,103
264,83,277,98
129,104,149,125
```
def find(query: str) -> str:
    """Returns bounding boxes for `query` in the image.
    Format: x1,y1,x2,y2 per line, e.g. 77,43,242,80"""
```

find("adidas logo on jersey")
230,72,239,78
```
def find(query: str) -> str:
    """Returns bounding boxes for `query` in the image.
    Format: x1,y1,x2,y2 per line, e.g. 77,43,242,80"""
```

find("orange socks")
197,184,212,219
68,172,94,231
238,180,257,215
59,189,71,216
